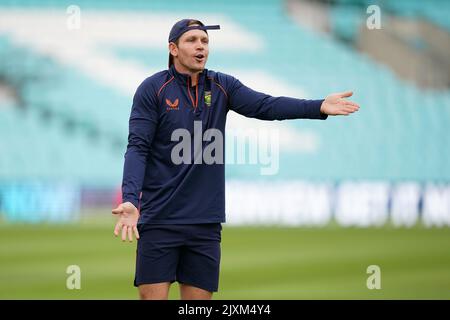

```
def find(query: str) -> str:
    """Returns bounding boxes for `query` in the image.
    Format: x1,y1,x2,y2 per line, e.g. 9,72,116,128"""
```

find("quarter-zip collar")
169,64,206,86
169,64,208,110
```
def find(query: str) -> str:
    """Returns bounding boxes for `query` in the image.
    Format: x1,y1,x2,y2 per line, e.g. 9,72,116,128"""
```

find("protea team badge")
204,91,211,107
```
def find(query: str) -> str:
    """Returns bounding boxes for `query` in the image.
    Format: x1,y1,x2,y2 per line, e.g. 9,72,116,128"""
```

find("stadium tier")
0,0,449,224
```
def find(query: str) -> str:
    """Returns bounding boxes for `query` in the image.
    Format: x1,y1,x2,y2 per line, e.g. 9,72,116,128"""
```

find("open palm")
112,202,140,242
320,91,360,116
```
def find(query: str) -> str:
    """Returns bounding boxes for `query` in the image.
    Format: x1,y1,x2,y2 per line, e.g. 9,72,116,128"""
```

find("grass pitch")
0,214,449,299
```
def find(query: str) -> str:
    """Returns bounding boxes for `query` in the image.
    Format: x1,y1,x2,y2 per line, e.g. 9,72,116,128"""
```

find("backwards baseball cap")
168,19,220,67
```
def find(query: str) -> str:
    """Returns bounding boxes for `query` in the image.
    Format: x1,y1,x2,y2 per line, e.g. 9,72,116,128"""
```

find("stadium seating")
0,0,449,221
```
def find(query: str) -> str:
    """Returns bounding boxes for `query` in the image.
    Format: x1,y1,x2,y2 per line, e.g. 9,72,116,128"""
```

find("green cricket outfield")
0,212,449,299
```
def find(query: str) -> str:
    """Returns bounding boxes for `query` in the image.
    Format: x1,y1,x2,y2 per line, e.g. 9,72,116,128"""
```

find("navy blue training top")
121,65,327,224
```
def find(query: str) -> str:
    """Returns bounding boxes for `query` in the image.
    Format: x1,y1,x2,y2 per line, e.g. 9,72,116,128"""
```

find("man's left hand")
320,91,360,116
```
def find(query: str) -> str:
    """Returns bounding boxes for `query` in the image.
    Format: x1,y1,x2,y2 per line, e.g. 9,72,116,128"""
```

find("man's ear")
168,42,178,57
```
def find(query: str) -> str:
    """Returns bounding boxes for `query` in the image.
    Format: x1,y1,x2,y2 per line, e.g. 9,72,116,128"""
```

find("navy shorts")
134,223,222,292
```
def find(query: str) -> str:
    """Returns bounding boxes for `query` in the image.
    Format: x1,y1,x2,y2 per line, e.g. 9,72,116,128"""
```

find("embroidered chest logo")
166,98,179,111
204,91,211,107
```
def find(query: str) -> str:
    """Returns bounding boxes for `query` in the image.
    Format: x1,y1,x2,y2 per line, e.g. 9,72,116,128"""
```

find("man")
112,19,360,300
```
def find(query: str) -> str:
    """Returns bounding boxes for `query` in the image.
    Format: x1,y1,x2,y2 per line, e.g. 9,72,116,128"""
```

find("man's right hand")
112,202,140,242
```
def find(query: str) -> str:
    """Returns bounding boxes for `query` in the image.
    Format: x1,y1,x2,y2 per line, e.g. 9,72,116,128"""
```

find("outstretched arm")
225,75,359,120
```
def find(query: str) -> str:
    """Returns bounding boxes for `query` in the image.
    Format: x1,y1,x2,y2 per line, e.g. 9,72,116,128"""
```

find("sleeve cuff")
122,197,139,209
313,99,328,120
